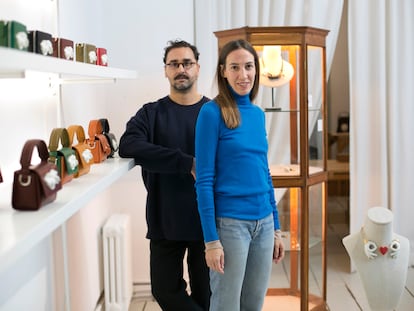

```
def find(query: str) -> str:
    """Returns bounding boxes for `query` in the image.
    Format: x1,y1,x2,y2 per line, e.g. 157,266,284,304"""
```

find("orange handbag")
67,125,93,177
86,119,111,163
48,128,79,184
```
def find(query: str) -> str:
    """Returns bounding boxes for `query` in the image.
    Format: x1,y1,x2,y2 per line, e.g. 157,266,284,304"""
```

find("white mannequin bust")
342,206,410,311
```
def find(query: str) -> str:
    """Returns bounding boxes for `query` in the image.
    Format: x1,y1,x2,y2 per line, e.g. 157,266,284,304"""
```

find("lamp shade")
259,45,294,87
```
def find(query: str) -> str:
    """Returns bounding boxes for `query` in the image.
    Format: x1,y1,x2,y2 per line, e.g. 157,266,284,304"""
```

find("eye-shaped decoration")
40,40,53,56
16,32,29,50
64,46,74,60
82,149,94,163
364,240,378,259
101,54,108,65
88,50,97,63
67,154,79,171
44,169,61,190
389,239,400,259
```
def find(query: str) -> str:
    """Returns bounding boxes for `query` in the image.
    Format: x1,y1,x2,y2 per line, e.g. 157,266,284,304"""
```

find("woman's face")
221,48,256,96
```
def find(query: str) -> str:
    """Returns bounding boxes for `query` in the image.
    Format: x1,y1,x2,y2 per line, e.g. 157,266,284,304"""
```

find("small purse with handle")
48,128,79,184
67,125,94,177
86,119,111,163
12,139,62,211
99,118,118,158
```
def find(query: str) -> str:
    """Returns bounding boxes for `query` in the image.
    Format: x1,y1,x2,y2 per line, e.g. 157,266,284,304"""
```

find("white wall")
0,0,197,310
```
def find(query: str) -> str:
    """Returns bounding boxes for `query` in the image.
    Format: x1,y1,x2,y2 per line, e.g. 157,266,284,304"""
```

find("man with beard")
119,40,210,311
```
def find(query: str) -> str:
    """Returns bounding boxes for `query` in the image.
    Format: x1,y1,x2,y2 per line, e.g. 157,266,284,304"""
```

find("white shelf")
0,157,135,275
0,47,137,80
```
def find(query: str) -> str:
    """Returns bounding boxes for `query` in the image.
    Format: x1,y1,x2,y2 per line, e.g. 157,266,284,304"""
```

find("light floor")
128,197,414,311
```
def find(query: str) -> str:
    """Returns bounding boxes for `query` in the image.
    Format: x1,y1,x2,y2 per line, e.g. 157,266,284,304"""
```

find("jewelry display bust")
342,206,410,311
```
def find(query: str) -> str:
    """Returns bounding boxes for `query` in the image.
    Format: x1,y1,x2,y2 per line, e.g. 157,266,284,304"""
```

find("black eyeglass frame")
165,61,197,70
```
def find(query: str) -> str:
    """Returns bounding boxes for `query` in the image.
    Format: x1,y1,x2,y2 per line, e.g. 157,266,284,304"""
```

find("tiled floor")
128,196,414,311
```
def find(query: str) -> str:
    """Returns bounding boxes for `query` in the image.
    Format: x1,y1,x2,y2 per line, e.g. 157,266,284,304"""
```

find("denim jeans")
210,213,274,311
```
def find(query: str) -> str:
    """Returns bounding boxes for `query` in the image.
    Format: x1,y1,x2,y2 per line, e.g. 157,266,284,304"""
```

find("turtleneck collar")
229,86,251,106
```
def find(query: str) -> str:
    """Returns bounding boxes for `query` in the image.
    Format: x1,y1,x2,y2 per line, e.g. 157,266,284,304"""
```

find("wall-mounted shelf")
0,47,137,81
0,157,135,275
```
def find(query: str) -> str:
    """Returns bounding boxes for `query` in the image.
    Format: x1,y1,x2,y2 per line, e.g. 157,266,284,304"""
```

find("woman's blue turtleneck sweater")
195,92,280,242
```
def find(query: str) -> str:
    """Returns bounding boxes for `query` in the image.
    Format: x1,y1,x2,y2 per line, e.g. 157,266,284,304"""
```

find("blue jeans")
210,214,274,311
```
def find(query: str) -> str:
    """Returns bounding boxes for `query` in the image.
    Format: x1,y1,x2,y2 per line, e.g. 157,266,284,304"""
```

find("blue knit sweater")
195,92,280,242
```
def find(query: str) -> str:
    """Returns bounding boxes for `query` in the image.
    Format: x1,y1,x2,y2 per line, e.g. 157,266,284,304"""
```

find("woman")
195,39,285,311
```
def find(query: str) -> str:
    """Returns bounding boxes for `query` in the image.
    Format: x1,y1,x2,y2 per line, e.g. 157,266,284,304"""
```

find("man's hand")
191,158,196,179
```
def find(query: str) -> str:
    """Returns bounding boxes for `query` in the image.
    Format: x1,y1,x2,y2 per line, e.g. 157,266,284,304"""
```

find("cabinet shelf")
0,47,137,81
0,157,135,275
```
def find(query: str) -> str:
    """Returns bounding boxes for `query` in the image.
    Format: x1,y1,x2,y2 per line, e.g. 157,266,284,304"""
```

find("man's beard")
172,75,194,92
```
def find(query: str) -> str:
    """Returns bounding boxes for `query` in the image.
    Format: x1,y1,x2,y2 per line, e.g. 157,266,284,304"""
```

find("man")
119,40,210,311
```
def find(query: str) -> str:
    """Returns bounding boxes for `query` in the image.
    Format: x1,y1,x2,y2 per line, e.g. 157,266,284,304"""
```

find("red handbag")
12,139,62,211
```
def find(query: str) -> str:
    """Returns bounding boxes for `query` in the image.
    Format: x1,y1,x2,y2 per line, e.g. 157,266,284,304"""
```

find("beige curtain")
348,0,414,262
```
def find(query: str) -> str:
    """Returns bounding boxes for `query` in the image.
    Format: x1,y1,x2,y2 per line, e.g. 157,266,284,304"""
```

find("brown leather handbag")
86,119,111,163
12,139,62,211
48,128,79,184
67,125,93,177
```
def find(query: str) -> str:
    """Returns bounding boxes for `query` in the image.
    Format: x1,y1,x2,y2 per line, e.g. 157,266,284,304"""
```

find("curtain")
348,0,414,262
195,0,343,95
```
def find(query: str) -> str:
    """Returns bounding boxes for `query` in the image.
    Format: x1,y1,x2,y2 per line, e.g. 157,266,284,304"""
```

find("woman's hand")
205,248,225,274
273,231,285,263
205,240,224,274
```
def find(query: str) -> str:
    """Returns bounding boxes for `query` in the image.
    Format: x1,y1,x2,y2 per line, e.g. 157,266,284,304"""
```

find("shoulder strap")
48,128,70,152
20,139,49,169
99,118,110,133
88,119,103,139
67,125,86,145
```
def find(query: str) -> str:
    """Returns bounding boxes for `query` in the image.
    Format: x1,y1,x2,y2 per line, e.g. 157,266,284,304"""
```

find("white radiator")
103,214,133,311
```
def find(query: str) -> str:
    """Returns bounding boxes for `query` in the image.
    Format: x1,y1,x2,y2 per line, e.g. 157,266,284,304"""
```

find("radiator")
103,214,133,311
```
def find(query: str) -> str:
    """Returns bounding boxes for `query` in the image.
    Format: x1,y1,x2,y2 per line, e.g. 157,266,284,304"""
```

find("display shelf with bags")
0,46,136,80
0,156,134,275
0,1,138,310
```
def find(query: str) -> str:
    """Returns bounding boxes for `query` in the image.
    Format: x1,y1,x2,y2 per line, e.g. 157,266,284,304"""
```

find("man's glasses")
165,61,196,70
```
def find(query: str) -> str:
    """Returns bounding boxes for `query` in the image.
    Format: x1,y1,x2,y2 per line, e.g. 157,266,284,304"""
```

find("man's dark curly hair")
163,39,200,64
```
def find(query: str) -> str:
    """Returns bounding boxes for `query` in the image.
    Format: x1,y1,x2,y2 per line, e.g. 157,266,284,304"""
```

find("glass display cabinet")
214,27,329,311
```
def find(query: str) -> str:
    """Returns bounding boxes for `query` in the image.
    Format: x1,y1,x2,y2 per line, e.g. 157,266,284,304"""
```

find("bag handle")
67,125,86,145
88,119,103,139
20,139,50,169
48,128,71,152
99,118,110,133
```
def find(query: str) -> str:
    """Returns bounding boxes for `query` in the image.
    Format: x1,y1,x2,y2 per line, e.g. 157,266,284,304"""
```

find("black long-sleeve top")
119,95,210,240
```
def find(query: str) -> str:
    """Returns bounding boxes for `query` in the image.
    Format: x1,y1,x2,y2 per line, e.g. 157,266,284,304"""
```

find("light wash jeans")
209,213,274,311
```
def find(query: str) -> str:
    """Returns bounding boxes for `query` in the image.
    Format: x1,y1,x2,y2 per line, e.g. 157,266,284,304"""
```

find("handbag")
67,125,93,177
99,118,118,158
86,119,111,163
12,139,62,211
48,128,79,184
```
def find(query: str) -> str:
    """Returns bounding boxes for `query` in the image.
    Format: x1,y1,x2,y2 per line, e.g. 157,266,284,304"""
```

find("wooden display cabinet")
215,26,329,311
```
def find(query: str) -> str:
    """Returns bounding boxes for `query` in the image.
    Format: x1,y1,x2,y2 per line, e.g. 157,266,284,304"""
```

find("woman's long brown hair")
214,39,260,129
